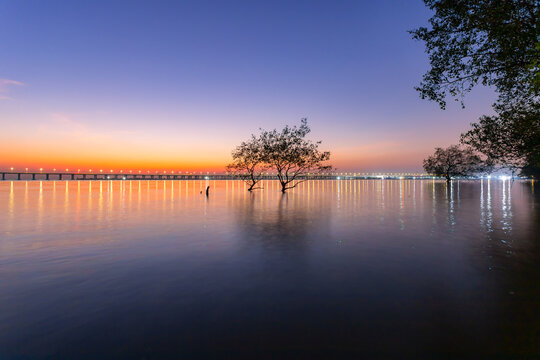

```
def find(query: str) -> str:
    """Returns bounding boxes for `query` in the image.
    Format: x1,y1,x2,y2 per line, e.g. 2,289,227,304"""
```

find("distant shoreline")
0,171,532,182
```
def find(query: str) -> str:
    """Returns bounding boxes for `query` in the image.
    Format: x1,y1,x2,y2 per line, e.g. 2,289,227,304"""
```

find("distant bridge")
1,170,435,181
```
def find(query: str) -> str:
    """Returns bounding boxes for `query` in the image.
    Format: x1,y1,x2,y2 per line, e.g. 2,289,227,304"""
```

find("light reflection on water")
0,180,539,358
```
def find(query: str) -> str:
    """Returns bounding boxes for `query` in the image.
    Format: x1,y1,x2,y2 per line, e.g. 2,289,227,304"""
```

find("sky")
0,0,497,173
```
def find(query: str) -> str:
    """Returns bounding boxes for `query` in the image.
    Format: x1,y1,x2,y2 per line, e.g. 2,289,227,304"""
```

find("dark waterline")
1,179,539,358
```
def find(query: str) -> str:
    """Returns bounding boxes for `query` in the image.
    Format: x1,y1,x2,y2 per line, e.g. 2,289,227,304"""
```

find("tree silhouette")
410,0,540,109
226,136,267,191
423,145,487,181
228,118,332,193
461,101,540,177
259,119,331,193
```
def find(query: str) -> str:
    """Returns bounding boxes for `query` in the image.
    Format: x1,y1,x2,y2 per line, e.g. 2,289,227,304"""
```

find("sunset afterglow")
0,2,495,172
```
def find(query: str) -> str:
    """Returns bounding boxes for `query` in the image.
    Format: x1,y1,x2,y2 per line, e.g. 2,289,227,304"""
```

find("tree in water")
227,136,267,191
423,145,487,182
259,118,331,193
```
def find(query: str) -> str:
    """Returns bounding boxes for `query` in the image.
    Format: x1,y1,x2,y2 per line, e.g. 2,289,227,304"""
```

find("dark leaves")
423,145,489,178
227,118,332,192
410,0,539,108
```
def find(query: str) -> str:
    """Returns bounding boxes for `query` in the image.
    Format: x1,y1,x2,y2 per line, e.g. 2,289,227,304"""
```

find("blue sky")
0,0,496,172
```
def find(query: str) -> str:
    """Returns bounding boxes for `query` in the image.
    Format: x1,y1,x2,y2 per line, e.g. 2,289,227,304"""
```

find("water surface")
1,179,539,358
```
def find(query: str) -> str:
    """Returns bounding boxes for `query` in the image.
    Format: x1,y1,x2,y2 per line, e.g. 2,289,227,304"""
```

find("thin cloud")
0,78,24,100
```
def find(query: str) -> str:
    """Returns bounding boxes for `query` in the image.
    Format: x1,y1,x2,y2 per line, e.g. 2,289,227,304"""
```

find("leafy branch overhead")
413,0,540,177
410,0,540,109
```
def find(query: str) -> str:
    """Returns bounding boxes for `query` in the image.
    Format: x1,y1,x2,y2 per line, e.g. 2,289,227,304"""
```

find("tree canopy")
410,0,540,109
412,0,540,177
461,101,540,176
423,145,487,181
259,119,331,193
226,135,268,191
228,119,332,193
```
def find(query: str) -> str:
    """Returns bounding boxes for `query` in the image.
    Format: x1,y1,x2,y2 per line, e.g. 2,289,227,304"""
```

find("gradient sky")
0,0,497,172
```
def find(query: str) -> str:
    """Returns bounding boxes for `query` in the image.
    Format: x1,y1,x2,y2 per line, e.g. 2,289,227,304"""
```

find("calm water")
1,179,539,358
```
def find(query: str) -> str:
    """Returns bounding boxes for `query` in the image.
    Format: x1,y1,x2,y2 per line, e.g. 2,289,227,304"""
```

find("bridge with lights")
1,169,435,181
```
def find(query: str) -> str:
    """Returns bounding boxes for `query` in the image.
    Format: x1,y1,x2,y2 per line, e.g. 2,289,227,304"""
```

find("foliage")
412,0,540,177
230,119,331,193
461,101,540,177
226,136,268,191
410,0,540,109
259,119,331,193
423,145,487,180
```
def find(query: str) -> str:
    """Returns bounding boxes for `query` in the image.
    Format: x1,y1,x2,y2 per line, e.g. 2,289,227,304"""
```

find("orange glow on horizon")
0,127,425,173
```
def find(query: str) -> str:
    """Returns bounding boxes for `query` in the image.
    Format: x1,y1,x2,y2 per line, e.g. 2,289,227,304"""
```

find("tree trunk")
281,182,287,193
445,174,451,182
